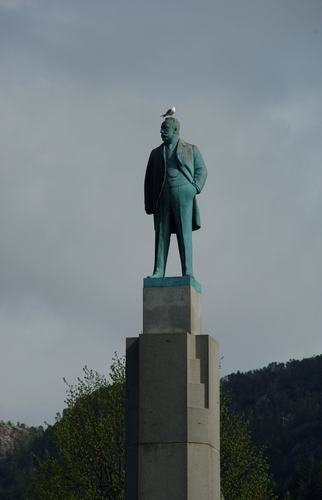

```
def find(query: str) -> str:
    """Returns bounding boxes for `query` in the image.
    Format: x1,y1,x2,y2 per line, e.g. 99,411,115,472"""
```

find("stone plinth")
143,276,201,335
125,278,220,500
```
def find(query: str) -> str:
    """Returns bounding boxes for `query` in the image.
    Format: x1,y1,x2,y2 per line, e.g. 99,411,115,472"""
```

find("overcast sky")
0,0,321,426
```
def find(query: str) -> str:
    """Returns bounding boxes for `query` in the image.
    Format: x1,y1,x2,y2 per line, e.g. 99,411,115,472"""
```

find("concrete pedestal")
143,276,202,335
126,277,220,499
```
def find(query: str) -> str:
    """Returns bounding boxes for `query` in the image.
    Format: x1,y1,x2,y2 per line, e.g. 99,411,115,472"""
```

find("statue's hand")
188,183,198,196
183,183,198,201
145,205,153,215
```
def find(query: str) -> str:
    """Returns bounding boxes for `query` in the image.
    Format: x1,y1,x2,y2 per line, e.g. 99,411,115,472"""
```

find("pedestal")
126,277,220,499
143,276,202,335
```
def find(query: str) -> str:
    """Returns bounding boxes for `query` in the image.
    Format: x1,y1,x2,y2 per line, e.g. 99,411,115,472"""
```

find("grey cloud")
0,0,321,425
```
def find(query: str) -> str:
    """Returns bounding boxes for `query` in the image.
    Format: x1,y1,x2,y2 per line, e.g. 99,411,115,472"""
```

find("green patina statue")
144,117,207,278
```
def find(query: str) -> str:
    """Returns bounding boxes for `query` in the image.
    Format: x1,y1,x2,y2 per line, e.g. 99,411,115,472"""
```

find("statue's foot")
147,273,164,278
184,273,194,279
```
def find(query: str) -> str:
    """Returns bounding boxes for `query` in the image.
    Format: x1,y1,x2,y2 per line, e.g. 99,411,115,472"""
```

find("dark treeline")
0,423,45,499
221,354,322,499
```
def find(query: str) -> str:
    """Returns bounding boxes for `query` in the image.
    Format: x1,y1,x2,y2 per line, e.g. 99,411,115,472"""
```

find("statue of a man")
144,117,207,278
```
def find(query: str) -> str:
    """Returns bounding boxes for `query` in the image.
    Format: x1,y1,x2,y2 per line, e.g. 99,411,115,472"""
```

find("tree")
29,355,125,500
30,357,276,500
220,390,277,500
284,456,322,499
0,422,44,500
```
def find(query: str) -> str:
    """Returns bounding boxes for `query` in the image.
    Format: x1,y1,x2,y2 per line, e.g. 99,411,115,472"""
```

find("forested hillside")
1,354,322,498
221,354,322,498
0,422,46,499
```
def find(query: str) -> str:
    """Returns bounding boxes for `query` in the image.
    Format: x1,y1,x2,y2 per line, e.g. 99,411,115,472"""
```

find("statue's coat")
144,139,207,233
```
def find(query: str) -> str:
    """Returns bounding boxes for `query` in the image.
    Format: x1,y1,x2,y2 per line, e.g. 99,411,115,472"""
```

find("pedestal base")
126,332,220,500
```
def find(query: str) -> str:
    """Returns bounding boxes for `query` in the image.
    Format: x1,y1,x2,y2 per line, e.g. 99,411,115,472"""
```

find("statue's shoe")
147,273,164,278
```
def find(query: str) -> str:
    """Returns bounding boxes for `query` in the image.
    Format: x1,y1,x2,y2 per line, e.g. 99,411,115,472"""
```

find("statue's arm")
144,152,155,215
193,147,208,193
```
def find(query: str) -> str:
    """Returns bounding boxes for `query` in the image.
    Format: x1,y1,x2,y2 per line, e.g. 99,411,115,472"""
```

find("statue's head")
160,117,180,145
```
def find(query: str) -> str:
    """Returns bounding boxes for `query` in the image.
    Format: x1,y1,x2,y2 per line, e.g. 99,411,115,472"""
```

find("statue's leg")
151,186,171,277
170,184,195,277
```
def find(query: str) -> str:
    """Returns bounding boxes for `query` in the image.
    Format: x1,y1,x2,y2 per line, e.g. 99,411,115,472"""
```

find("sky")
0,0,322,426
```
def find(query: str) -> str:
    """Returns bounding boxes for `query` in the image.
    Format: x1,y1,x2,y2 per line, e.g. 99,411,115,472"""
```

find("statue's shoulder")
178,139,197,151
177,139,198,158
150,144,163,157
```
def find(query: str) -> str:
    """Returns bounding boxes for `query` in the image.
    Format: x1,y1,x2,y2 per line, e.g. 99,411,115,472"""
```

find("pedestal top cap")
143,276,201,294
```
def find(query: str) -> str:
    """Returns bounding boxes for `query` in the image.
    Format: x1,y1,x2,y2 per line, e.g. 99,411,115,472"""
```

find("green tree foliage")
29,355,275,499
220,390,277,500
29,355,125,500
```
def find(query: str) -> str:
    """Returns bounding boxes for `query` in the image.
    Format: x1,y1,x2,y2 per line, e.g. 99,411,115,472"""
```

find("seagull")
161,106,176,117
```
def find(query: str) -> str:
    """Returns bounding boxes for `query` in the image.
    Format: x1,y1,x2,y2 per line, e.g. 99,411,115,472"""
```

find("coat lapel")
176,139,185,166
175,140,194,184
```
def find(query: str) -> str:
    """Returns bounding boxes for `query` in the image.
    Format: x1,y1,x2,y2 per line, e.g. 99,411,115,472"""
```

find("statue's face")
160,122,177,145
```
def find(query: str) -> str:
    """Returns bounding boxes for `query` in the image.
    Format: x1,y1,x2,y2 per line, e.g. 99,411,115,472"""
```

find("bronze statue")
144,117,207,278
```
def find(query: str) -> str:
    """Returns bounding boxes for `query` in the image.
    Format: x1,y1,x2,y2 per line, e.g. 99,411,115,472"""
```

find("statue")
144,117,207,278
